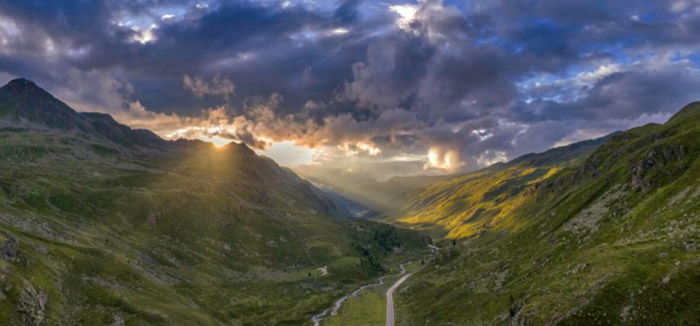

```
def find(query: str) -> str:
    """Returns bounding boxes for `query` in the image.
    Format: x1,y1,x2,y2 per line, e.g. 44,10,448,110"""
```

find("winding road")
385,264,413,326
311,243,442,326
310,263,411,326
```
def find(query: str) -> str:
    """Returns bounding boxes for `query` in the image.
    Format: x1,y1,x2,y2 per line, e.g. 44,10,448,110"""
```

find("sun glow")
425,147,462,171
389,4,418,30
200,135,233,148
258,141,315,166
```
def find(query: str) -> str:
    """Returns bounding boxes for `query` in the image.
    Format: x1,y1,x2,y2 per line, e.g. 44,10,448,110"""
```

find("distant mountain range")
0,79,427,325
299,132,611,219
296,167,455,215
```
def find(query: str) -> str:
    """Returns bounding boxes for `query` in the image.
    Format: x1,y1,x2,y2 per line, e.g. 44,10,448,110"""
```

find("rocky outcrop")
631,144,687,192
18,281,47,326
111,314,126,326
0,234,20,262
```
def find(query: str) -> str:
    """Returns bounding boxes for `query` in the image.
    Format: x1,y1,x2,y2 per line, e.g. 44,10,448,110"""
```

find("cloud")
389,3,419,31
183,74,235,98
1,0,699,177
425,146,462,171
130,23,159,44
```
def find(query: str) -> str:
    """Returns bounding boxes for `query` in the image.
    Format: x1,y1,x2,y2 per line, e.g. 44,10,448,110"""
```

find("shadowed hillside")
0,79,428,325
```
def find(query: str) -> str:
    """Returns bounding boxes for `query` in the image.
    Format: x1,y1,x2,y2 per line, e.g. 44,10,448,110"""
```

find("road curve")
385,264,412,326
311,263,411,326
311,273,393,326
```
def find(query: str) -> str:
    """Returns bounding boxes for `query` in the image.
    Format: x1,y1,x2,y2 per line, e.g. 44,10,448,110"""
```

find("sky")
1,0,700,180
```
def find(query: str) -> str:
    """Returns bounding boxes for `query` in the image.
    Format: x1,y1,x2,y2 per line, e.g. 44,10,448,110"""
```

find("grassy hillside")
298,135,605,219
396,102,700,324
395,136,607,238
0,79,428,325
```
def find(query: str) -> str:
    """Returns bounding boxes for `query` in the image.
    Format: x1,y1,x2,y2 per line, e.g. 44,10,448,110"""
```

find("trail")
310,264,408,326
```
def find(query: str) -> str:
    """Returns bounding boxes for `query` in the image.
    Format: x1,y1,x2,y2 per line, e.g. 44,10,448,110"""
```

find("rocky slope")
395,102,700,324
0,79,427,325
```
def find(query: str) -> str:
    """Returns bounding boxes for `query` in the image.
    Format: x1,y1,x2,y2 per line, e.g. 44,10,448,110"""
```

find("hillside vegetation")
0,79,428,325
396,102,700,324
395,136,607,238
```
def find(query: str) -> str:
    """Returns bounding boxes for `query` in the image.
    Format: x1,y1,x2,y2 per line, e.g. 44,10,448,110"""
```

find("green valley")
1,80,699,326
3,2,700,325
0,79,428,325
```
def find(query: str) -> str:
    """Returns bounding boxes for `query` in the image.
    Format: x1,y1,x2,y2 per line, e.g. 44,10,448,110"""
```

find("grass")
0,128,430,325
323,261,422,326
397,166,562,238
392,103,700,324
323,281,389,326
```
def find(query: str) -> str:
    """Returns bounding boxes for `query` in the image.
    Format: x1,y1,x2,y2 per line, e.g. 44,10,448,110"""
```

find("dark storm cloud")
529,60,700,122
1,0,700,172
333,0,364,24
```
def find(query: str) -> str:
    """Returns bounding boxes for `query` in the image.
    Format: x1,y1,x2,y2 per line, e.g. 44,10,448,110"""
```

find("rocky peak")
4,78,43,92
0,78,80,128
0,78,165,148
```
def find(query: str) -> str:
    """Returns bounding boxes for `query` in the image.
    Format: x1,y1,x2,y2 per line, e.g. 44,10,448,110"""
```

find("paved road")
385,265,413,326
311,259,424,326
311,272,393,326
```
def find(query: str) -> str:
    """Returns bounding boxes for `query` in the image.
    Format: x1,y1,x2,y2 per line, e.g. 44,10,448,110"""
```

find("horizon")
1,0,699,181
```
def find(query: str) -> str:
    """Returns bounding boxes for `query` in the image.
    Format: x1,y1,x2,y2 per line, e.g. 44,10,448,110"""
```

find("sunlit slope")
0,79,428,325
397,102,700,324
396,136,607,238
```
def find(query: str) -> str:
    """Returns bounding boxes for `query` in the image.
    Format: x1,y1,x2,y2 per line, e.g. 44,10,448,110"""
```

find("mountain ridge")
0,78,428,325
395,101,700,324
668,101,700,123
0,78,165,148
297,132,615,220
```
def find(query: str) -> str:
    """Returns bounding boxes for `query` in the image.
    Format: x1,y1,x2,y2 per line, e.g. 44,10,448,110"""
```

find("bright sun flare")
200,135,233,148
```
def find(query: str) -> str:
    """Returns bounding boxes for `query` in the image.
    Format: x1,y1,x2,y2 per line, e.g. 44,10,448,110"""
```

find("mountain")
0,79,427,325
313,186,373,218
297,136,609,219
488,134,613,171
393,134,611,238
296,168,455,215
394,102,700,324
0,78,164,148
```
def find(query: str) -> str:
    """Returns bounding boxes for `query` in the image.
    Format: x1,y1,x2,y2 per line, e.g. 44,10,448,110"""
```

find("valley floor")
318,261,422,326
